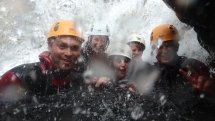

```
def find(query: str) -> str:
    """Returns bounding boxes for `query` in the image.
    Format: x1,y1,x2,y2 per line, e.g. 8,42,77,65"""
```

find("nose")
97,40,103,46
120,60,126,67
65,48,72,57
134,50,141,55
161,46,168,54
132,50,137,55
137,50,142,54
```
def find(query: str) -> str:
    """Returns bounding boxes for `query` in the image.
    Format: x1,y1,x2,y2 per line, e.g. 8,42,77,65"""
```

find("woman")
81,21,110,70
126,34,145,61
89,42,132,87
126,34,153,89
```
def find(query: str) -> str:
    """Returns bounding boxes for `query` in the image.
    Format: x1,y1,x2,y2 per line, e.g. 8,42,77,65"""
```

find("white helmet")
108,42,132,59
127,34,145,46
89,21,110,36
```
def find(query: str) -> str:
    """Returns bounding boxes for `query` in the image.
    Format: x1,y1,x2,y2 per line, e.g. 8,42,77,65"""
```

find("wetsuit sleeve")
0,71,20,91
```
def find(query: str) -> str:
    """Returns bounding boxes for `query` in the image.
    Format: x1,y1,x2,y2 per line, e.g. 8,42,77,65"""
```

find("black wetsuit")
0,51,84,96
163,0,215,67
153,56,215,120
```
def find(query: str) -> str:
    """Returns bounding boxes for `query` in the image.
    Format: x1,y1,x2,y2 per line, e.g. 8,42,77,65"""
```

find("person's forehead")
130,45,138,50
92,35,107,39
162,41,175,45
57,36,81,44
113,55,128,60
130,42,139,47
130,42,144,50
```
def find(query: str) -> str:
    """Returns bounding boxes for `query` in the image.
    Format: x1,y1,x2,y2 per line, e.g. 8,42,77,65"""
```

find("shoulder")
75,61,86,73
180,56,209,75
0,62,41,89
11,62,42,76
180,56,203,68
10,62,46,85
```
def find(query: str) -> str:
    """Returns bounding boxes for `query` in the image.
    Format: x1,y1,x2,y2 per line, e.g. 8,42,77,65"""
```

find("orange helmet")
150,24,180,45
48,20,85,43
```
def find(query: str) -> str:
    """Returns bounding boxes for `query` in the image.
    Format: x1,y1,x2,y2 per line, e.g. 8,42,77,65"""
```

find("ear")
174,42,179,52
47,39,52,51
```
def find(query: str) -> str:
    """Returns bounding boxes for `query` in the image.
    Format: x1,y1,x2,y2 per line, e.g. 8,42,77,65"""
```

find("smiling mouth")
119,67,126,73
96,47,102,50
62,59,73,64
161,55,170,60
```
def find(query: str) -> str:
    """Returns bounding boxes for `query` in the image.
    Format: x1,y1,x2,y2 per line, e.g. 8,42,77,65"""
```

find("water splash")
0,0,209,75
131,105,144,120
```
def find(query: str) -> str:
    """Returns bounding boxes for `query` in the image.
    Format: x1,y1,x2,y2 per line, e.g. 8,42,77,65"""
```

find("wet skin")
156,41,178,65
129,43,143,61
91,35,108,53
156,41,215,95
113,56,130,79
48,36,81,71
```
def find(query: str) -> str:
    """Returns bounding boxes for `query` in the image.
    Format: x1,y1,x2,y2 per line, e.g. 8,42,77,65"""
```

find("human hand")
128,82,137,93
85,77,98,86
95,77,110,88
179,65,215,95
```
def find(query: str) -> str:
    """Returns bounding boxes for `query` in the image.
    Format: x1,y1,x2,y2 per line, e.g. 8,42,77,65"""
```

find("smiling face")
90,35,108,53
129,42,144,61
112,55,130,79
48,36,81,71
156,41,178,65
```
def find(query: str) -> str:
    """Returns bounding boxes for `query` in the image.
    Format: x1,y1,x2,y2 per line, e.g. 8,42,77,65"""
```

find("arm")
179,65,215,96
0,71,21,101
0,71,20,91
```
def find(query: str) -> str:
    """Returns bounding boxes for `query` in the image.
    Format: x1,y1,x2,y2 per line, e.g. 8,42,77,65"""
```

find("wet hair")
129,42,145,51
48,35,82,45
161,40,180,52
88,35,110,50
108,55,131,68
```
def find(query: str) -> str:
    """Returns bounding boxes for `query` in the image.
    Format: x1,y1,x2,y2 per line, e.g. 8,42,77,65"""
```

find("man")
150,23,214,95
149,24,215,120
162,0,215,67
0,20,85,98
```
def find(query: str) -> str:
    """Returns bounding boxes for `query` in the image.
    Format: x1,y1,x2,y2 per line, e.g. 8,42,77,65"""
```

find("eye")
166,44,174,49
71,45,80,51
58,44,67,49
101,39,107,43
124,58,130,63
132,49,136,52
93,38,99,41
